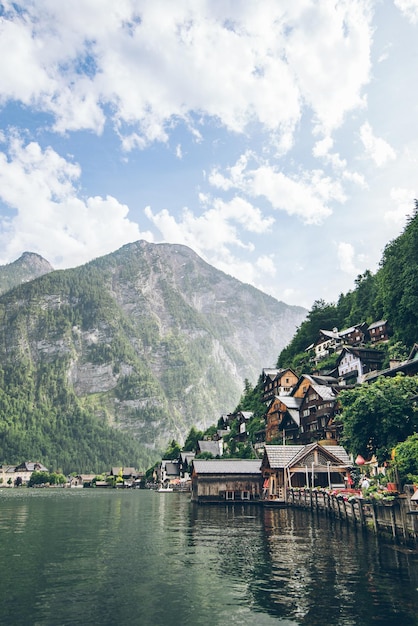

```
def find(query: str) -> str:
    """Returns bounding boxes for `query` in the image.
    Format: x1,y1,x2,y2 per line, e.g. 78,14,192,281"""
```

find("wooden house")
265,395,302,443
262,368,298,403
336,346,385,384
261,443,351,502
338,323,368,346
298,382,340,444
367,320,390,344
191,459,262,503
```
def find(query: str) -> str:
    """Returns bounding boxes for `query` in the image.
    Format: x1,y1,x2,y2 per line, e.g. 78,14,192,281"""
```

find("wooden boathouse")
191,459,262,503
261,443,352,502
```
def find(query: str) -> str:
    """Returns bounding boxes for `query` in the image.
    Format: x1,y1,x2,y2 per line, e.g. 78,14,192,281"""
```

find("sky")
0,0,417,310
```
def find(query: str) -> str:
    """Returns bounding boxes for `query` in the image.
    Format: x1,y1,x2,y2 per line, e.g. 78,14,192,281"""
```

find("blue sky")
0,1,417,309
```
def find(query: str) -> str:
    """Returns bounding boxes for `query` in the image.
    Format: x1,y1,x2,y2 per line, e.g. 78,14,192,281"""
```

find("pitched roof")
263,443,350,469
274,396,302,426
165,462,180,476
310,384,336,401
180,451,195,463
197,440,222,456
263,445,305,468
368,320,387,330
193,459,261,475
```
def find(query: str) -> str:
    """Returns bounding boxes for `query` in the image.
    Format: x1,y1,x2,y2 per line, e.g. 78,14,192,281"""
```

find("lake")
0,489,417,626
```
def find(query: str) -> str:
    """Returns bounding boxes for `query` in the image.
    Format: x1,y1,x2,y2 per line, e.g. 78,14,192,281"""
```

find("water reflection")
0,490,417,626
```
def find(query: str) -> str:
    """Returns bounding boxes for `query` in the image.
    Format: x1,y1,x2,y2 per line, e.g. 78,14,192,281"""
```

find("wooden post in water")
358,500,365,527
389,505,397,539
370,502,379,533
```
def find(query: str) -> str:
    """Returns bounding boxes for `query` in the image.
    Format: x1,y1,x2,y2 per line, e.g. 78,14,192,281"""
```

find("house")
70,474,97,488
298,382,340,444
191,459,262,503
336,346,385,384
108,466,140,487
0,465,19,486
227,410,253,442
368,320,390,344
0,462,50,486
265,395,302,443
196,440,223,457
338,323,368,346
261,443,351,502
363,343,418,383
154,459,180,486
312,329,343,363
178,451,195,480
262,368,298,403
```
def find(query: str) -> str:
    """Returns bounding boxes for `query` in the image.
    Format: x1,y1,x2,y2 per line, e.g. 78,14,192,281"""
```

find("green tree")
339,374,418,463
393,433,418,484
162,439,181,460
378,200,418,348
183,426,203,451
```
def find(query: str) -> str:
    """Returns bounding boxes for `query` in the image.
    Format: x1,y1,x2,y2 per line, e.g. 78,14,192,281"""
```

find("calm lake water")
0,489,417,626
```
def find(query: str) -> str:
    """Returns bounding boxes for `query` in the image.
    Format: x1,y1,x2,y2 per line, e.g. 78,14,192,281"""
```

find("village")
3,318,418,543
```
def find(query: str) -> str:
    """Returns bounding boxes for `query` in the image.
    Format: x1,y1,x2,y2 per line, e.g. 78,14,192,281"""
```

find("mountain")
0,241,306,472
0,251,54,295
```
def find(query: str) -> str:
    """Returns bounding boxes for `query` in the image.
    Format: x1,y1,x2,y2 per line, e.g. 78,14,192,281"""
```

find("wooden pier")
287,488,418,548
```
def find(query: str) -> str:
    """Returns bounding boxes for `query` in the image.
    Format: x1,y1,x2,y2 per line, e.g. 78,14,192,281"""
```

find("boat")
157,485,174,492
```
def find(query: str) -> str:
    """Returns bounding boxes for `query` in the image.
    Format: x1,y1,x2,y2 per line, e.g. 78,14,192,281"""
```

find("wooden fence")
288,488,418,548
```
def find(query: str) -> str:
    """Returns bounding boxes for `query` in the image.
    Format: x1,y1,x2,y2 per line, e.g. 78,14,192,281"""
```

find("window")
241,491,250,500
226,491,234,500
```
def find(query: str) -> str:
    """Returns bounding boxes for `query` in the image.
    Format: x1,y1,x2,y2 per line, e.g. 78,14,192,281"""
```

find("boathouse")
191,459,262,503
261,443,351,502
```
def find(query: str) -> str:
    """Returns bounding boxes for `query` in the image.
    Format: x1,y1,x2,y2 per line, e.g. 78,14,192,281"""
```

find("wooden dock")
287,488,418,548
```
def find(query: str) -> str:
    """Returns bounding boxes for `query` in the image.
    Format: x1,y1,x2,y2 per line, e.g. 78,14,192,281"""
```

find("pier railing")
287,487,418,547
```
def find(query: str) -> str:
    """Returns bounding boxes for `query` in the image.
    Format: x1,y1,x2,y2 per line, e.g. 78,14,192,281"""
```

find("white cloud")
337,241,360,275
284,0,373,133
394,0,418,24
0,135,152,266
384,187,416,226
0,1,374,149
360,122,396,167
210,156,345,224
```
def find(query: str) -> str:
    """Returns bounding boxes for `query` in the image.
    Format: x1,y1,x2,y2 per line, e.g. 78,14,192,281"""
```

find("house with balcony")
336,346,385,384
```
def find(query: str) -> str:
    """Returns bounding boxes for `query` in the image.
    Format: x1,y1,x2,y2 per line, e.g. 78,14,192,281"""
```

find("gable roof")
368,320,387,330
271,395,302,426
15,462,49,472
193,459,261,475
180,451,195,463
165,462,180,476
336,346,385,364
262,443,350,470
309,384,337,401
197,440,222,456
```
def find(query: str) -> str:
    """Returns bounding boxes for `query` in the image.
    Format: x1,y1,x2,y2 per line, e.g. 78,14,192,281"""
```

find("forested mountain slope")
278,202,418,370
0,241,306,472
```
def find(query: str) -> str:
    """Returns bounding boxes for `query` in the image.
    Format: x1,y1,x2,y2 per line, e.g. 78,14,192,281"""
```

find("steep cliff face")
0,241,306,469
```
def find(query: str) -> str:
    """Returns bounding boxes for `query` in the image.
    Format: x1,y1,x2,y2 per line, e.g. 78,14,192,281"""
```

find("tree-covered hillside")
278,201,418,371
